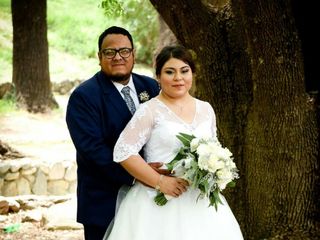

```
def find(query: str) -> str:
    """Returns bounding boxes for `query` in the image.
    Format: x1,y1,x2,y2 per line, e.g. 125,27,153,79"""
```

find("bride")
104,45,243,240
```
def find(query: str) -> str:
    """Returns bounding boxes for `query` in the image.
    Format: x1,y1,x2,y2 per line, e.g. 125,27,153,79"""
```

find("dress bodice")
114,97,218,164
108,97,244,240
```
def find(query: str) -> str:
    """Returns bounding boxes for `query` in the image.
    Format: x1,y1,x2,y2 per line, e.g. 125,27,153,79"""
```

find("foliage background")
0,0,159,85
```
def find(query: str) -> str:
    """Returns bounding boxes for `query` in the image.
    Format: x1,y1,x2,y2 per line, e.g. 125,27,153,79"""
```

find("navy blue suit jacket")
66,71,159,227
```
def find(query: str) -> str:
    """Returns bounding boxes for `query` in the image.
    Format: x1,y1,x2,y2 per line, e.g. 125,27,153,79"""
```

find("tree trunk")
150,0,319,239
11,0,57,113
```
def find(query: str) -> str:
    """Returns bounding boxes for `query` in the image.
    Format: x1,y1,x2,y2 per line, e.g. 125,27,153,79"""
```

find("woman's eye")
181,69,190,74
165,70,174,74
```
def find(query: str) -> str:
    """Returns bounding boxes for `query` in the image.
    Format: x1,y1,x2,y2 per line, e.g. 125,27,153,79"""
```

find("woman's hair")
155,45,196,76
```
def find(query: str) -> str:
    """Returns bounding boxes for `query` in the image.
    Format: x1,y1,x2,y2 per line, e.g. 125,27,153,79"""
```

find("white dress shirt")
112,75,140,110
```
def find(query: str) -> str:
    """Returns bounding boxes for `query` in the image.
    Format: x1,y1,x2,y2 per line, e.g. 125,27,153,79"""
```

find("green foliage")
101,0,159,65
0,0,13,83
0,0,154,85
0,98,17,114
47,0,110,58
0,0,10,10
100,0,124,16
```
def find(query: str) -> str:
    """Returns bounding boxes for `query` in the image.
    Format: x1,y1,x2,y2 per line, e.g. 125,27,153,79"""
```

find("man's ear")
132,48,136,64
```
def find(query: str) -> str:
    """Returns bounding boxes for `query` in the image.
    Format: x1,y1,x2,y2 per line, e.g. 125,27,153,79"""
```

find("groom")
66,26,160,240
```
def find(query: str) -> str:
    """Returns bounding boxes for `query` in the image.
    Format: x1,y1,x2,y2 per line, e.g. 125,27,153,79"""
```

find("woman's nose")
174,73,183,81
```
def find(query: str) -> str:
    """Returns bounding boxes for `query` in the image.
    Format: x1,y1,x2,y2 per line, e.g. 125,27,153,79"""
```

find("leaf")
166,152,185,171
178,132,195,141
176,133,195,147
209,189,224,211
154,192,168,206
100,0,124,17
3,223,20,233
227,181,236,188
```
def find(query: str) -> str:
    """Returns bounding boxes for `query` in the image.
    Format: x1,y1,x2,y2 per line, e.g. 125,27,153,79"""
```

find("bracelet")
155,174,164,191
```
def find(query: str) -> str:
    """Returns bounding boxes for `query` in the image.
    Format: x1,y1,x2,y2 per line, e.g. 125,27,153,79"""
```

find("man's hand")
148,162,171,176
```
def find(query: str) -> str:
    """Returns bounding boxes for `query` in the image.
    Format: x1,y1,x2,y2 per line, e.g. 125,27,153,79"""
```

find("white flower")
196,143,211,156
207,156,224,173
190,138,200,152
216,168,233,190
218,147,233,160
154,132,239,210
172,160,186,177
183,156,194,169
139,91,150,102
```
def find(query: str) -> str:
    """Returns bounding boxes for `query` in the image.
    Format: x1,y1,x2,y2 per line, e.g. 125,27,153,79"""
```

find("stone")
4,171,20,180
0,178,4,193
8,198,20,213
22,209,43,223
47,180,69,195
64,163,77,181
68,181,77,194
0,163,10,174
48,162,65,180
21,167,37,176
39,164,50,175
24,174,35,184
32,170,47,195
2,181,17,196
17,177,31,195
0,198,9,214
43,196,82,230
10,161,22,172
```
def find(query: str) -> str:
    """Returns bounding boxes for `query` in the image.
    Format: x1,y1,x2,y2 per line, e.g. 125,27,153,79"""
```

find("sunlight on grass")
0,99,17,114
0,0,153,85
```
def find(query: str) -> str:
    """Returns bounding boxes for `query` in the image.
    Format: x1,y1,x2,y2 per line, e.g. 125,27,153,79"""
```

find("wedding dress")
104,97,243,240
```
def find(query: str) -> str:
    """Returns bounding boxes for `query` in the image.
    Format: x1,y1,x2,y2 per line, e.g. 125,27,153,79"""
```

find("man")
66,26,160,240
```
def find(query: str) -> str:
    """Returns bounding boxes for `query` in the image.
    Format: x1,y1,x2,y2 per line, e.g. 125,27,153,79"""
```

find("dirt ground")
0,95,84,240
1,221,83,240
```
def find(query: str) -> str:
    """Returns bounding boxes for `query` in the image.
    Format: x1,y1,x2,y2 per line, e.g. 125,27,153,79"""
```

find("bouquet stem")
154,192,168,206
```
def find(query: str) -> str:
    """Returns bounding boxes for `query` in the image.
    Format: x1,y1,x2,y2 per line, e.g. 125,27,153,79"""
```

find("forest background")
0,0,319,239
0,0,157,95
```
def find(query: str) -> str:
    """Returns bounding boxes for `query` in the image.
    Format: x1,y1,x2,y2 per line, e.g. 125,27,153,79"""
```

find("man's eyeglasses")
100,48,133,59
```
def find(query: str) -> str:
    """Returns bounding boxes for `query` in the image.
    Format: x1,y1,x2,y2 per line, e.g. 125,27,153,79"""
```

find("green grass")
0,98,17,114
47,0,109,58
0,0,147,85
0,0,13,83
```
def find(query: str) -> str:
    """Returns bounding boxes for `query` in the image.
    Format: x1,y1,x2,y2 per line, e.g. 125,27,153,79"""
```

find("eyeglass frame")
100,47,133,59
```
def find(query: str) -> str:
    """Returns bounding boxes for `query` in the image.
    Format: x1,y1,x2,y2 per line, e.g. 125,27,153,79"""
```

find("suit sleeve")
66,89,133,185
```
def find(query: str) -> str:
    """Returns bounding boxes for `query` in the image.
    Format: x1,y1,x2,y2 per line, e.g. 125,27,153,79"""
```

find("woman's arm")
120,155,188,197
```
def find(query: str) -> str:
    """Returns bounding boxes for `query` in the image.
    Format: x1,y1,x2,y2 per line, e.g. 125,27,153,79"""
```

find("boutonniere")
139,91,150,102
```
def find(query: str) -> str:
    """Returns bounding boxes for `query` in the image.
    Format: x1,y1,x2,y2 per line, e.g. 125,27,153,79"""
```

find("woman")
104,45,243,239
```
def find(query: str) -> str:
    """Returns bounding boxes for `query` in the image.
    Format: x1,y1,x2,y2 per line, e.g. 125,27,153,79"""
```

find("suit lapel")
133,74,148,104
97,72,132,118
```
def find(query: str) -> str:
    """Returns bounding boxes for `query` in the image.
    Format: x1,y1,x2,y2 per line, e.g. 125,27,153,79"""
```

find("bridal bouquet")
154,133,239,210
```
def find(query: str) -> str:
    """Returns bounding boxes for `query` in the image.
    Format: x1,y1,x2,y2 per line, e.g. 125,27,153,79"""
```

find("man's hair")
98,26,134,51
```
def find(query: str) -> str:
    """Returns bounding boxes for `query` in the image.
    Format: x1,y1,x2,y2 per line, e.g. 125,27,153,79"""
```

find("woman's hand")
158,175,189,197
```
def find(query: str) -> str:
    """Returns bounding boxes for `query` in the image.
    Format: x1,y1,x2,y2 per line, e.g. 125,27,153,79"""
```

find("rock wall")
0,159,77,196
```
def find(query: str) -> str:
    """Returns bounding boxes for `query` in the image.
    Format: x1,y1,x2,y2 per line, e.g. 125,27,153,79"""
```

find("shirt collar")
112,75,137,95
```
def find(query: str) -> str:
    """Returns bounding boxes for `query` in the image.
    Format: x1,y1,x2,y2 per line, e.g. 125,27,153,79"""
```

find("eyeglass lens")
102,48,132,58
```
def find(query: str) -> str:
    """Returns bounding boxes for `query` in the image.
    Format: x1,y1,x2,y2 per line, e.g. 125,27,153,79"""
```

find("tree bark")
11,0,57,113
150,0,319,239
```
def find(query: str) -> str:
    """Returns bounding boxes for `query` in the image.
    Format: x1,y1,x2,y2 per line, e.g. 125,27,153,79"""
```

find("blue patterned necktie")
121,86,136,114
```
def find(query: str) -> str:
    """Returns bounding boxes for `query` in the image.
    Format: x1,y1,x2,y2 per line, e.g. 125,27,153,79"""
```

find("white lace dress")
105,97,243,240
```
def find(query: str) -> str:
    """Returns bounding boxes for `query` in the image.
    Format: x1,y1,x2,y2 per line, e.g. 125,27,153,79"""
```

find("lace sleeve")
207,102,218,141
114,103,153,162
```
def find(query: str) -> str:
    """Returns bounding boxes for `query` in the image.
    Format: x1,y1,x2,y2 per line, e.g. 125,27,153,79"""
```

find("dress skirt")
105,182,243,240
